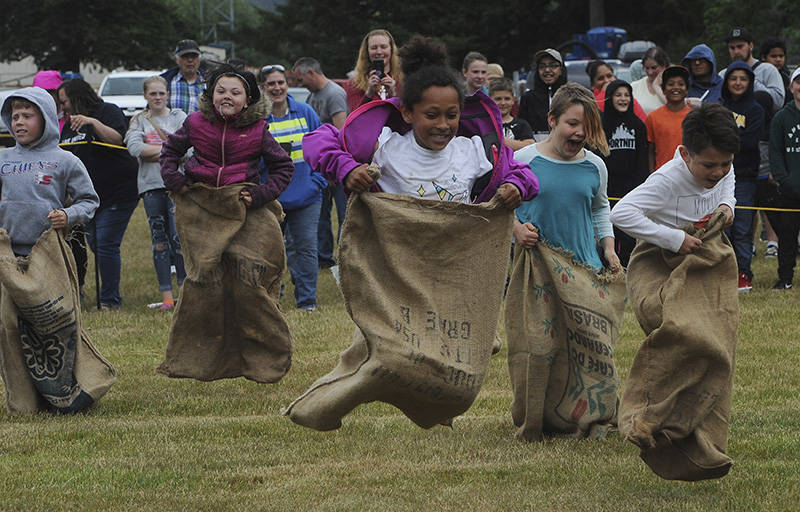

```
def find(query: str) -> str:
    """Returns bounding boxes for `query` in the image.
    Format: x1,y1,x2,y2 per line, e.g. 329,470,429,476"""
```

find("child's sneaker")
160,299,175,311
765,243,778,258
737,272,752,292
771,279,793,290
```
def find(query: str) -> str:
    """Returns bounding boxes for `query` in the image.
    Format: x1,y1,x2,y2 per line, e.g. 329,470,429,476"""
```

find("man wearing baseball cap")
518,48,567,141
721,27,784,112
160,39,207,114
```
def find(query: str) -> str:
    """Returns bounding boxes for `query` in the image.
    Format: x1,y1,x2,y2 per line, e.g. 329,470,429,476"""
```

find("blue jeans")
86,199,138,306
725,178,756,277
317,183,347,268
142,190,186,292
284,199,321,308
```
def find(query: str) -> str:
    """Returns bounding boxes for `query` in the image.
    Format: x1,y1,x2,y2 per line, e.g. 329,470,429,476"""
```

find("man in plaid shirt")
160,39,206,114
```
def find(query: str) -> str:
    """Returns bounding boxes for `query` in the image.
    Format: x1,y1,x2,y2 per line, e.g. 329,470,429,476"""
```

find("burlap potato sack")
285,192,514,431
0,228,116,414
619,208,738,481
157,183,292,383
505,237,626,442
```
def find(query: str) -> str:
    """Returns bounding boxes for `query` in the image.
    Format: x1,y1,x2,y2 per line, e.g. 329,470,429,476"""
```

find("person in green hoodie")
768,67,800,290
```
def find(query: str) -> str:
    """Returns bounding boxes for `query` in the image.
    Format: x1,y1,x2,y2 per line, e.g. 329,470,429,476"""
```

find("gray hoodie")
0,87,99,255
124,108,186,194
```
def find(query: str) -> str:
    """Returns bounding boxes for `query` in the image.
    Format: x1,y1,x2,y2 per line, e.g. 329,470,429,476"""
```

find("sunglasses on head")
261,64,285,75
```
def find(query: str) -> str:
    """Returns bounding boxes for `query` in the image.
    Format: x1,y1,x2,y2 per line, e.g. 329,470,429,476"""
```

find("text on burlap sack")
394,306,473,364
562,300,615,377
18,295,74,332
195,255,270,287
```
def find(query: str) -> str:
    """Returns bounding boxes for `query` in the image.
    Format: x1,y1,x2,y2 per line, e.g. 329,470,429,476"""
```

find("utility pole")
589,0,605,27
200,0,235,59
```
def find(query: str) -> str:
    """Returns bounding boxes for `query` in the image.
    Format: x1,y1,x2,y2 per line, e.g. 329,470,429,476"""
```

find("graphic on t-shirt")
788,123,800,151
608,124,636,151
432,180,467,202
732,112,746,129
35,171,53,185
144,130,165,145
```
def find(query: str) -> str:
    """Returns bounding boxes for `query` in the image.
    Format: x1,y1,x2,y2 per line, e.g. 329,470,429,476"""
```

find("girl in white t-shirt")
340,35,537,206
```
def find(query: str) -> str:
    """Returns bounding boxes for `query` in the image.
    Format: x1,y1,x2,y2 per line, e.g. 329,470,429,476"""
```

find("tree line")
1,0,796,77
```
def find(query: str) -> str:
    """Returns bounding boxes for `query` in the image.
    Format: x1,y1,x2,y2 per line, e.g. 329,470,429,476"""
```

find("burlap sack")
285,192,514,431
505,237,626,442
619,208,738,481
157,183,292,383
0,228,116,414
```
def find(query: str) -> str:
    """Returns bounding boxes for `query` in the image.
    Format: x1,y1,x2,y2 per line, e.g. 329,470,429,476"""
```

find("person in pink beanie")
33,70,64,131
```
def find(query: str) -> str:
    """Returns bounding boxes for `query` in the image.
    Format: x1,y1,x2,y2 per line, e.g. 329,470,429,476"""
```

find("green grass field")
1,204,799,511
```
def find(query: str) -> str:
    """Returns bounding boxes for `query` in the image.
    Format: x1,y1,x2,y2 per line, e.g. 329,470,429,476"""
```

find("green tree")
606,0,798,66
237,0,591,77
0,0,188,72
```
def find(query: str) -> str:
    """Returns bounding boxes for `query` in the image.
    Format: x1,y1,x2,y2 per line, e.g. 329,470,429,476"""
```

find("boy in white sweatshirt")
611,103,737,254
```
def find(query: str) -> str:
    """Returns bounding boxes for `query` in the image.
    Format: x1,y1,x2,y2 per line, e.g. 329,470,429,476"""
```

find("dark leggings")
765,194,800,282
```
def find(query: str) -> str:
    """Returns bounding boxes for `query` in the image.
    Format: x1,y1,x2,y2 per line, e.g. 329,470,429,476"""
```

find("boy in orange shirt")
645,65,692,172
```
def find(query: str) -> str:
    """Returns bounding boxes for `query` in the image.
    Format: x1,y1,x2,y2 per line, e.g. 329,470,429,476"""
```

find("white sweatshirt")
610,147,736,253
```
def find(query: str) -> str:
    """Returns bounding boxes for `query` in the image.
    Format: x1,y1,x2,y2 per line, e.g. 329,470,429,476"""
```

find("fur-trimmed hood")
198,93,271,128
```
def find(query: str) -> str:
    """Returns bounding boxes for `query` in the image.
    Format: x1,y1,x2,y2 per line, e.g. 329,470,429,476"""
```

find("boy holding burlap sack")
0,87,116,414
611,103,739,481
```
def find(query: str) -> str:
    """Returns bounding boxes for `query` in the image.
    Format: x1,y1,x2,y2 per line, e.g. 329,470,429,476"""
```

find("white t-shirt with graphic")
372,127,492,203
610,147,736,253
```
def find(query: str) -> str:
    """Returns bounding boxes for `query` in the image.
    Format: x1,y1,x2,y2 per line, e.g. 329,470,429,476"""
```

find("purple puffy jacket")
160,94,293,208
303,91,538,203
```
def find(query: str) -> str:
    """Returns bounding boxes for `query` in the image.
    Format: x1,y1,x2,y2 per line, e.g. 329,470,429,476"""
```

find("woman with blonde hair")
512,82,621,272
125,75,187,310
505,83,624,444
345,28,403,111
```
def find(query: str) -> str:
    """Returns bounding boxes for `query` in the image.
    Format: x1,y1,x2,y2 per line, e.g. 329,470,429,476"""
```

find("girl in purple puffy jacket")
304,36,538,207
160,64,293,208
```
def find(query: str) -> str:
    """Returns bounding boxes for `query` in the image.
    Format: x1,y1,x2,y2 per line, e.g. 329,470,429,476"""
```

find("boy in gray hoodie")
0,87,98,255
0,88,112,415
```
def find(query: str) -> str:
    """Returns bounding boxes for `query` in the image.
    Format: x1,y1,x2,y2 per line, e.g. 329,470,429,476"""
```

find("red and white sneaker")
738,272,753,292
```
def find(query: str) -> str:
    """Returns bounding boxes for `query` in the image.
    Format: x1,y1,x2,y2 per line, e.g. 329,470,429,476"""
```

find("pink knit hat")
33,70,63,90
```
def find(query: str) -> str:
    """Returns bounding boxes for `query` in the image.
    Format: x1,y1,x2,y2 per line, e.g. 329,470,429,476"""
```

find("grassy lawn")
1,204,798,511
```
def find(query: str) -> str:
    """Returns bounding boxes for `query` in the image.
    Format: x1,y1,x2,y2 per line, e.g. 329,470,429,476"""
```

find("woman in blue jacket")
260,65,328,311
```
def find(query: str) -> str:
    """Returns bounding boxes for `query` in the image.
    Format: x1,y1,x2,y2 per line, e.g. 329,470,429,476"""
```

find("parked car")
98,70,162,118
564,59,631,90
523,60,630,92
288,86,309,103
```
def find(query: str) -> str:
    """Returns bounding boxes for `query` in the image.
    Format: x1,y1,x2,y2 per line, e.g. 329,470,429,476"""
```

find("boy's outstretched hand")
497,183,521,209
48,209,67,229
344,164,376,193
679,233,703,254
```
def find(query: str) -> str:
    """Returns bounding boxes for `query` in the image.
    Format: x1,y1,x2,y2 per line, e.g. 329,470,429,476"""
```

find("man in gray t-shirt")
293,57,349,271
293,57,348,129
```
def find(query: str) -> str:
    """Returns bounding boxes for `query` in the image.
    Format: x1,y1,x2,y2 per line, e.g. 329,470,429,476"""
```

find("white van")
98,71,163,118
